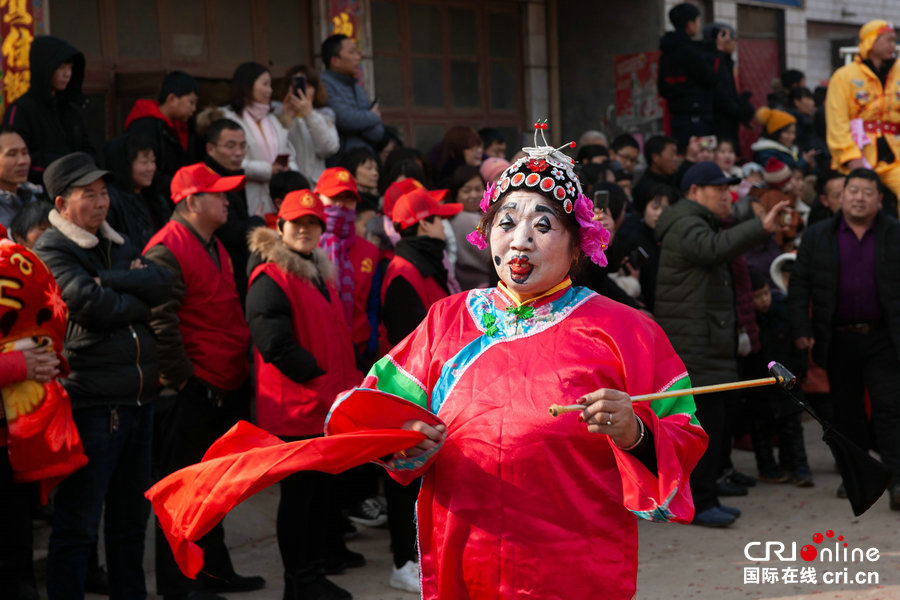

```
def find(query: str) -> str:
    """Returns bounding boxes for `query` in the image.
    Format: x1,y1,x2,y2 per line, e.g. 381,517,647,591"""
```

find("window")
48,0,314,138
371,0,524,151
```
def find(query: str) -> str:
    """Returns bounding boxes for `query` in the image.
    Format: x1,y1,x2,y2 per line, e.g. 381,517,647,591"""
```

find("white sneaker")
389,560,420,593
348,497,388,527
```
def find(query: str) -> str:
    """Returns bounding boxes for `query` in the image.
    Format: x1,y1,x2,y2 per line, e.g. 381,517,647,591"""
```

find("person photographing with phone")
221,62,299,216
277,66,340,185
655,161,792,527
613,183,678,313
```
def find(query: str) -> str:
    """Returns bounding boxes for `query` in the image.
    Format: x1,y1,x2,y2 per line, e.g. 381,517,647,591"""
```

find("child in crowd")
745,270,813,486
8,200,51,248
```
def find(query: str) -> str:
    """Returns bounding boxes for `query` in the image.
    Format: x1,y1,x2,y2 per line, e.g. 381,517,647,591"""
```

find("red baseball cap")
171,163,245,203
383,179,448,218
279,189,326,225
392,188,462,230
314,167,360,202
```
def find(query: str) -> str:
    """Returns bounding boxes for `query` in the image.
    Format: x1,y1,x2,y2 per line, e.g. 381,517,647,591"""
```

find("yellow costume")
825,20,900,204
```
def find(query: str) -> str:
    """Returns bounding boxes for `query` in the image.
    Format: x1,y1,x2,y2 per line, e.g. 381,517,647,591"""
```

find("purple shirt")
835,216,881,323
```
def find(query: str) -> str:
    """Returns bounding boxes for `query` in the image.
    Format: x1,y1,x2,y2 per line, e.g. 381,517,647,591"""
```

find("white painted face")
488,190,577,301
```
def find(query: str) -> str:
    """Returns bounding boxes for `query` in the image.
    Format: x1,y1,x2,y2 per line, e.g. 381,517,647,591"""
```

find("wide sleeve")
350,300,453,483
605,310,708,524
825,68,861,166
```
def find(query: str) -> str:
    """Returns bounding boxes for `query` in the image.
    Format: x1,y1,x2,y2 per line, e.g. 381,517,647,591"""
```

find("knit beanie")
756,107,796,135
858,20,894,60
763,157,791,188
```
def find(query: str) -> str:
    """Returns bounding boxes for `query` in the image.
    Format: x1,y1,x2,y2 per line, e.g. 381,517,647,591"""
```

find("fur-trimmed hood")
248,226,335,283
48,209,125,249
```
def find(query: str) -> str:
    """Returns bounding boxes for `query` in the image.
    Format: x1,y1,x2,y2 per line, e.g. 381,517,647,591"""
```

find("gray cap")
43,152,111,199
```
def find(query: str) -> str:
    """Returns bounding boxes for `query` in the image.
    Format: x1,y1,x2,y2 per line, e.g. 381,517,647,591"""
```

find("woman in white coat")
276,66,340,185
221,62,298,216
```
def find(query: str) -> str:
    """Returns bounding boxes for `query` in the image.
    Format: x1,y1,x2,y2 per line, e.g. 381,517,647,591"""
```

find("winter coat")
657,31,718,117
0,183,44,228
32,210,173,407
2,36,94,183
143,214,251,391
319,69,384,161
613,213,661,312
787,211,900,368
283,106,340,183
825,55,900,170
246,227,360,436
219,105,298,217
654,198,768,385
751,138,808,172
123,99,199,195
703,46,754,149
103,134,172,250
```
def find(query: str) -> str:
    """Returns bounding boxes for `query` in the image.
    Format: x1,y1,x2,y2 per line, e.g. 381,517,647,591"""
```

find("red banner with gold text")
1,0,36,111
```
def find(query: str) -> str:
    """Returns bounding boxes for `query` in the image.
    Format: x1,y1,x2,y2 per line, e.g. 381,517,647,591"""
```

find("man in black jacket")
658,3,718,151
788,169,900,509
204,118,266,305
702,23,754,157
2,36,95,184
33,152,173,599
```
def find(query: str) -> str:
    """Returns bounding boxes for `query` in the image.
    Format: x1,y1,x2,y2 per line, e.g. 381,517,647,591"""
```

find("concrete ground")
33,417,899,600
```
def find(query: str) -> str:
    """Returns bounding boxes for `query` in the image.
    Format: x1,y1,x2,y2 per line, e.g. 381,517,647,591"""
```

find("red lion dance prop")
0,239,87,503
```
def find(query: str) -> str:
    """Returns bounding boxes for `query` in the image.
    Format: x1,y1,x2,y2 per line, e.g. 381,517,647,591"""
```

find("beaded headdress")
466,120,611,267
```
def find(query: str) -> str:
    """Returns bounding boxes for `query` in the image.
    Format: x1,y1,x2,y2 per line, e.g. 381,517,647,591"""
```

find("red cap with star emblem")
392,188,462,230
170,163,245,204
383,179,448,218
314,167,360,202
278,189,326,226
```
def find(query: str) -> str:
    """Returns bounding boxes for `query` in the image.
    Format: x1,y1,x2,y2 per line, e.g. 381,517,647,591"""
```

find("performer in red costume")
331,125,709,600
148,126,708,600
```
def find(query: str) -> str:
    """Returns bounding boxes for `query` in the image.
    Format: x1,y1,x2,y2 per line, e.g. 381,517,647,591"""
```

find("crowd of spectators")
2,10,900,600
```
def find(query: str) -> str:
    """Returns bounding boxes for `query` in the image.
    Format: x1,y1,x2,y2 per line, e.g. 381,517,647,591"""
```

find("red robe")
338,281,707,600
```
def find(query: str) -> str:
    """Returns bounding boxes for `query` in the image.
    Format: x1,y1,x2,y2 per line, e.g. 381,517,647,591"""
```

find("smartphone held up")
291,74,307,97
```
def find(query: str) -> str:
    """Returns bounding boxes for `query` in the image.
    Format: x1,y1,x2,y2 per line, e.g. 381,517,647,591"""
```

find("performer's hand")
23,348,61,383
578,388,640,448
398,420,446,458
846,159,866,170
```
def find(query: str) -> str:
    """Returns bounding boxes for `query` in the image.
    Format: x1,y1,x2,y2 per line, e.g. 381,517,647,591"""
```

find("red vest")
349,237,378,348
250,262,360,436
379,255,449,351
144,221,250,390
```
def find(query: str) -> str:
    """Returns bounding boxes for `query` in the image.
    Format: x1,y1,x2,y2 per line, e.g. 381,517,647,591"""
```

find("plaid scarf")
320,205,357,326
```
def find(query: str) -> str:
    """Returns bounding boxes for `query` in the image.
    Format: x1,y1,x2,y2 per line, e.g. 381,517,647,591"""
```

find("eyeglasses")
218,142,248,151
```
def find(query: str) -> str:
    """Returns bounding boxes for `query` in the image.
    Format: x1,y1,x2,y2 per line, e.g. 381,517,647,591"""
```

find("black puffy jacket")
788,211,900,368
33,213,173,407
103,135,173,250
658,31,718,117
2,36,94,183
